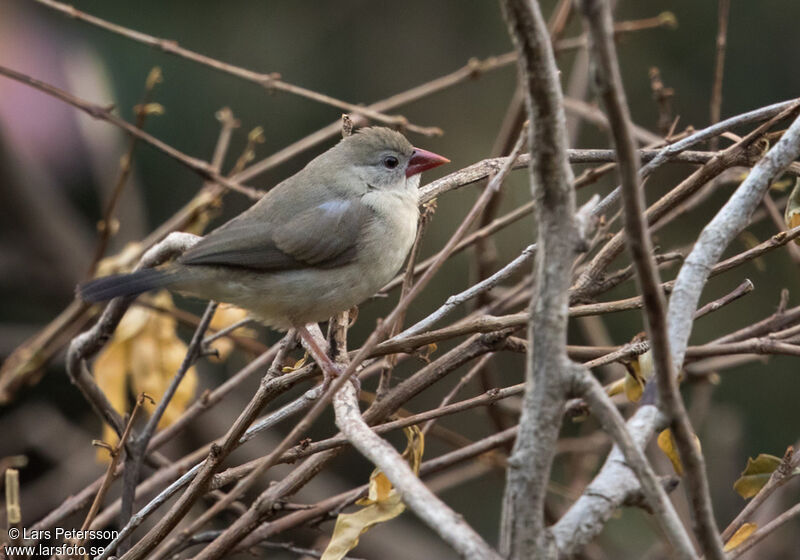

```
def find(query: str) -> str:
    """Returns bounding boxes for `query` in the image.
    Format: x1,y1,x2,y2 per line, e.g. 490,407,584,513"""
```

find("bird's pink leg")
296,325,360,393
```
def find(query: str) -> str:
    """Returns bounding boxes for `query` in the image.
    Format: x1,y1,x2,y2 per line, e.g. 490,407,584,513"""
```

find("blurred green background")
1,1,800,558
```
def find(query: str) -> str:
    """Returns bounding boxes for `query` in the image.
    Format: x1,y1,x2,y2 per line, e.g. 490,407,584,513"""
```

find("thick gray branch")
498,0,579,557
333,380,501,560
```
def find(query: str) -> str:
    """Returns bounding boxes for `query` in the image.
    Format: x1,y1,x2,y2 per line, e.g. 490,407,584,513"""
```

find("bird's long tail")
78,268,179,302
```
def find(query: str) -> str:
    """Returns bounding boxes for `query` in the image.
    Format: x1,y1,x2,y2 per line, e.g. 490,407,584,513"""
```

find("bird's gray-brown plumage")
79,127,448,329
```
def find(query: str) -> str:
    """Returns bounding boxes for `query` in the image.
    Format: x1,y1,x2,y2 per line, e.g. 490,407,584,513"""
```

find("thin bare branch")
579,0,722,556
0,63,263,199
323,323,502,559
33,0,441,136
709,0,731,151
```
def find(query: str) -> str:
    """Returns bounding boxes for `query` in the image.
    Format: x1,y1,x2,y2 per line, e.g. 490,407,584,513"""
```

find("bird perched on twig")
79,126,448,366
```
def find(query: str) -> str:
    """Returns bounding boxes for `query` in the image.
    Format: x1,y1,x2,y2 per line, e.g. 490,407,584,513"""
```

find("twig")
5,109,240,408
121,120,527,560
694,279,754,317
377,272,758,358
76,393,151,547
0,299,94,403
709,0,731,152
686,338,800,360
589,97,800,220
574,104,794,302
188,331,511,560
401,243,536,339
471,86,527,435
327,331,502,559
649,67,675,136
418,148,717,205
726,501,800,559
398,127,530,339
580,1,722,556
0,63,263,199
88,358,312,544
421,353,495,436
377,202,435,398
34,348,277,537
232,51,518,184
5,469,22,548
66,232,200,438
117,302,218,553
552,92,800,560
33,0,440,136
551,406,667,554
87,67,162,277
27,186,250,542
571,369,696,559
97,332,300,560
201,317,255,347
239,424,521,548
563,96,663,144
218,383,524,480
668,109,800,368
721,446,800,542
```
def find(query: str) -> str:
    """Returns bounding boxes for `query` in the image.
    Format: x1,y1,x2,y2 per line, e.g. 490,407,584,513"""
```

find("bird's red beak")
406,148,450,178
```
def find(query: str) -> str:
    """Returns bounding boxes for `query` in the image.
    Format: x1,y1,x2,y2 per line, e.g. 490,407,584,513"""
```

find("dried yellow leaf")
321,426,424,560
95,242,142,277
360,471,394,504
136,102,164,116
145,66,163,89
723,522,757,552
657,428,701,476
733,454,781,499
657,11,678,29
622,356,646,402
637,349,654,382
282,355,307,373
92,291,197,462
416,343,438,363
402,425,425,473
129,331,196,428
114,306,151,342
606,378,625,397
785,178,800,245
771,177,794,192
657,429,682,475
321,494,405,560
94,342,128,462
208,305,255,361
623,369,644,402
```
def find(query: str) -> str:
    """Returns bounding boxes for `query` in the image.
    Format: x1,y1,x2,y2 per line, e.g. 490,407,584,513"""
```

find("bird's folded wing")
178,198,369,271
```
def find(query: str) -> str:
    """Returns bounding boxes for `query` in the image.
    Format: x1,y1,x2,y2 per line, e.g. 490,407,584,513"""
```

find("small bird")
79,127,449,338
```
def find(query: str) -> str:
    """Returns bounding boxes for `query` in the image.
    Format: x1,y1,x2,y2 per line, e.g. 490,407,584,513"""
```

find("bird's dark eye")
383,156,399,169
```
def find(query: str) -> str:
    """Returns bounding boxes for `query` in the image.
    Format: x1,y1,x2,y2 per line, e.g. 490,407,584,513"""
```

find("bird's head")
328,127,449,191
